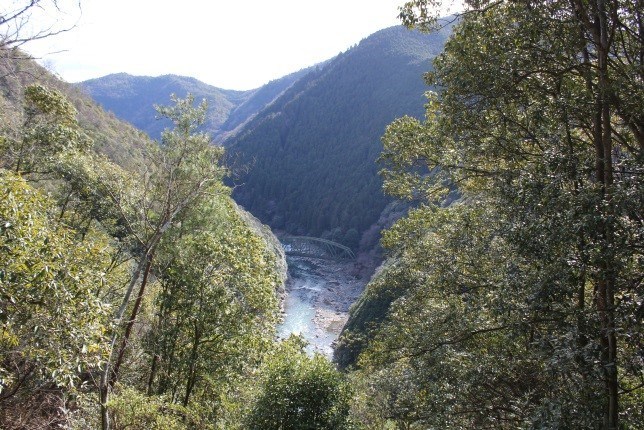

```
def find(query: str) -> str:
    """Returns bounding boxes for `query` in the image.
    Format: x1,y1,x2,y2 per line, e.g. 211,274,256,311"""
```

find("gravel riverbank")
278,257,368,357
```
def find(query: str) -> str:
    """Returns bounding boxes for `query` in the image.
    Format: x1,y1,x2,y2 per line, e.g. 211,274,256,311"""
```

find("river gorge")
277,256,368,357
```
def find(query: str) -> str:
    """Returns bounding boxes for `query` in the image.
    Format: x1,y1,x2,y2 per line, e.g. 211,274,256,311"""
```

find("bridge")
281,236,356,261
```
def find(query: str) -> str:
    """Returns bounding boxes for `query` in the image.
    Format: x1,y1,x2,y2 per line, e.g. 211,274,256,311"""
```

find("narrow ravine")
277,256,367,357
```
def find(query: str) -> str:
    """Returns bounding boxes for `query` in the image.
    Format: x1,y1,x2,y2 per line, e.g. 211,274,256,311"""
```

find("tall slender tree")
98,95,226,430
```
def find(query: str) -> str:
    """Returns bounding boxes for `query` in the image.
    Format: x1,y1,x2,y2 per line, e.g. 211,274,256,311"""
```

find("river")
277,256,366,357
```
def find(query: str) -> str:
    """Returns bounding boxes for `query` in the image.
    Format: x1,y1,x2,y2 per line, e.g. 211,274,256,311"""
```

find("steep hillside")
80,68,311,141
74,24,452,251
1,50,289,429
0,55,150,170
226,25,451,249
214,67,317,142
1,50,288,270
79,73,248,140
1,53,288,285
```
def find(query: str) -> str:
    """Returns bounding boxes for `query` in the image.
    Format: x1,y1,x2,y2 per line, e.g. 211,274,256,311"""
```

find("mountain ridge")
79,66,315,141
226,24,452,249
77,24,453,251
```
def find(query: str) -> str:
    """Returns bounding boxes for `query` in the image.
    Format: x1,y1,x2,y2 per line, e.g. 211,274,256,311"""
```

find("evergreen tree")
354,1,643,428
246,337,353,430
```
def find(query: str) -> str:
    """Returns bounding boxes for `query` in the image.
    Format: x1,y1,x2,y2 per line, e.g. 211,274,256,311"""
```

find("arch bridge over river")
281,235,356,261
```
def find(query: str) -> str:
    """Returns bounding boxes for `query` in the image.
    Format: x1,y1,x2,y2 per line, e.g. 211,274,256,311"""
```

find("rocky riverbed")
277,256,368,357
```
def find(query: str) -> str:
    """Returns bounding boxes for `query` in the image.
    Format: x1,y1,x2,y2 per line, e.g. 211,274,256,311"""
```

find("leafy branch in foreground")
352,0,643,428
97,94,227,429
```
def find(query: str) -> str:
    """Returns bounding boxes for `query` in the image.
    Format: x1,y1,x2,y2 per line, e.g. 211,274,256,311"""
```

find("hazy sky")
21,0,422,90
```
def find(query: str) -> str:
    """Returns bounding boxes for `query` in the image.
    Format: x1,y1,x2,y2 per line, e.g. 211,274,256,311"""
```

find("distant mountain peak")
78,24,453,251
79,66,315,141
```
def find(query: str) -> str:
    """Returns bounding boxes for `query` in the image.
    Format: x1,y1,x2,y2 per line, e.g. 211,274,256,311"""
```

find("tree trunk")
147,354,159,396
100,372,110,430
595,1,619,426
99,245,156,430
110,252,155,387
183,323,201,407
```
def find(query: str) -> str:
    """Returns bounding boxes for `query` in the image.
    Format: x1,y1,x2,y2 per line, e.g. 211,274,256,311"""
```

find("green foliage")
0,70,286,429
0,170,115,391
99,93,228,336
144,197,280,418
3,84,91,175
108,385,190,430
350,1,643,428
0,80,143,428
95,94,237,429
229,26,452,247
24,84,78,124
356,202,589,427
71,94,285,430
0,55,151,171
334,259,410,369
54,150,132,238
246,337,353,430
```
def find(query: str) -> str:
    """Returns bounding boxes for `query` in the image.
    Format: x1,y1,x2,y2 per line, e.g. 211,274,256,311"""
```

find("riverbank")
278,256,369,357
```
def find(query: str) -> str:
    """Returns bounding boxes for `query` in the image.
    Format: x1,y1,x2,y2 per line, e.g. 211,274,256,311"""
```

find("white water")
277,257,343,357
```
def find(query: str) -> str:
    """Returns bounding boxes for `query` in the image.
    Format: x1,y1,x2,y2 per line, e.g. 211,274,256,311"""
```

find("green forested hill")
79,68,312,142
1,57,151,170
76,25,451,251
338,2,643,428
227,25,452,248
214,67,317,142
1,51,292,429
79,73,247,141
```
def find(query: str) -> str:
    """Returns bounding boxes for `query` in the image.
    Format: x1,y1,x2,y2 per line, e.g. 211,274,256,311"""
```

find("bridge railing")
281,235,356,260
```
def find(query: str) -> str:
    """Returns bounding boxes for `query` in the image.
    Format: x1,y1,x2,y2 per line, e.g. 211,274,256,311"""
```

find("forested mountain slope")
337,2,643,428
1,51,291,429
1,57,150,170
226,25,452,248
214,67,317,142
76,25,452,251
79,73,246,141
79,68,312,141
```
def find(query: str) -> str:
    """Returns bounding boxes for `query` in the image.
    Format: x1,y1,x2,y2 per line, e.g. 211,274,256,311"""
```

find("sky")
18,0,421,90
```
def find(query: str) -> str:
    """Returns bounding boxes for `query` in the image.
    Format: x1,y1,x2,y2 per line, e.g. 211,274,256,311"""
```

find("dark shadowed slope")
226,25,451,249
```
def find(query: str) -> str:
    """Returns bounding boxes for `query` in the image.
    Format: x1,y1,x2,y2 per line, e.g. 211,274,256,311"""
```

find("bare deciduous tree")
1,0,81,53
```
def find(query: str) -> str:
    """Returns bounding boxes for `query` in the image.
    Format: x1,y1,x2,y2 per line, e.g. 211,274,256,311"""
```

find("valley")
80,24,452,253
278,256,368,357
2,1,642,428
74,25,447,363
